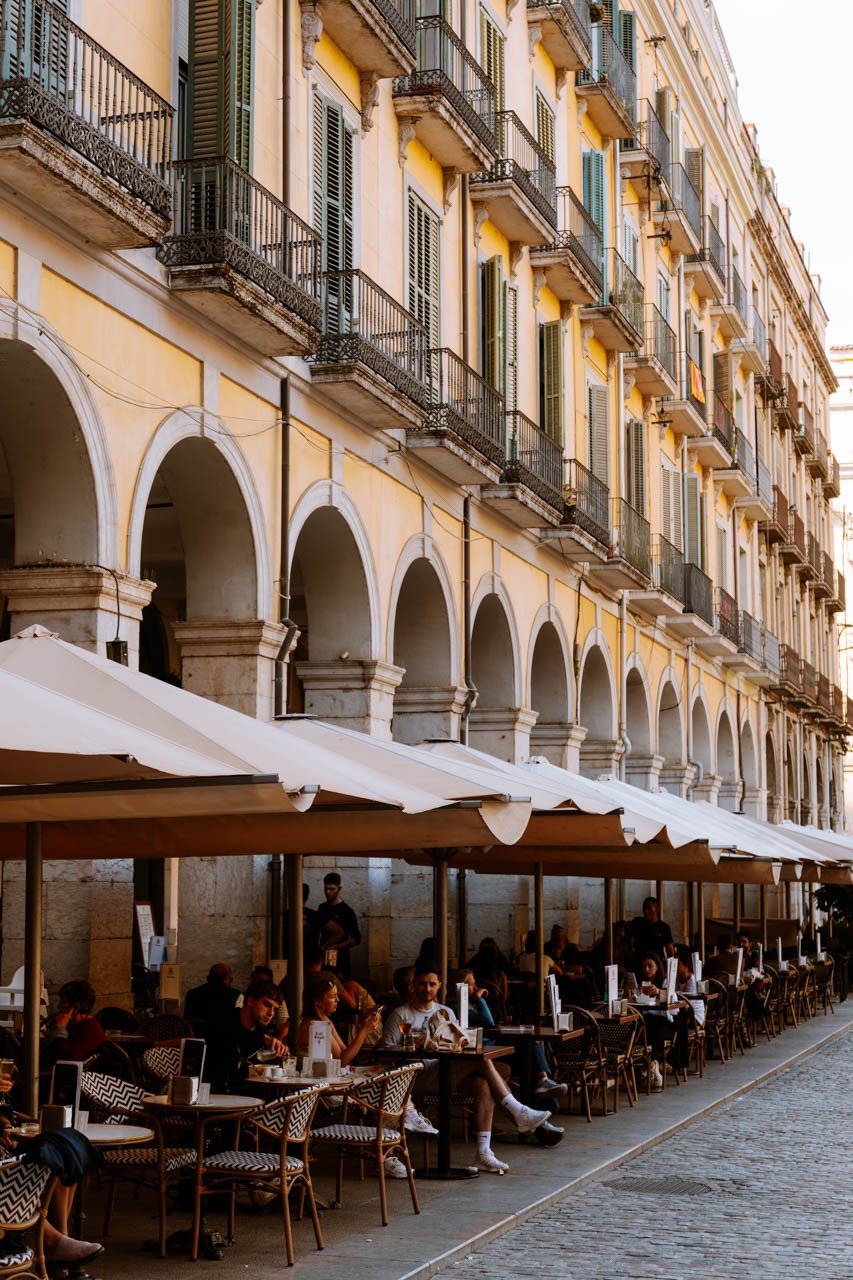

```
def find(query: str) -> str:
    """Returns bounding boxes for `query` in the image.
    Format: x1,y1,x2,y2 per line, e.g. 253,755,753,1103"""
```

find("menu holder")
605,964,619,1015
50,1061,82,1126
665,956,679,1005
547,973,561,1033
734,948,744,987
776,936,784,967
180,1038,206,1080
692,952,702,983
306,1019,333,1069
456,983,469,1031
168,1075,198,1105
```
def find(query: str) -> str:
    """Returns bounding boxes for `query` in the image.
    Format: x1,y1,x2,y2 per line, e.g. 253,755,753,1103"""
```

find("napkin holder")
557,1011,574,1030
168,1075,198,1105
310,1058,331,1079
41,1104,72,1132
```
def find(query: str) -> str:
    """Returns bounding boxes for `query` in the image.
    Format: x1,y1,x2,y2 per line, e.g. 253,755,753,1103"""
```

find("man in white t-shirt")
381,964,562,1174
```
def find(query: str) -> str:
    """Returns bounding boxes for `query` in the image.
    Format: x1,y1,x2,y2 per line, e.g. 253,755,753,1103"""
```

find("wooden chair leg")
191,1176,203,1261
280,1180,295,1266
376,1147,389,1227
158,1177,167,1258
102,1177,117,1238
402,1147,420,1215
305,1176,324,1251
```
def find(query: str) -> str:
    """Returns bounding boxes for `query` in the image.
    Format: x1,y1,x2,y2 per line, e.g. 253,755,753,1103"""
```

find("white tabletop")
81,1123,153,1146
143,1093,260,1111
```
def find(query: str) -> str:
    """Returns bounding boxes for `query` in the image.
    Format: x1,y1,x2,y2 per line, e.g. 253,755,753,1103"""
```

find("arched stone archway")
740,722,762,818
624,666,657,788
470,592,530,761
765,733,779,823
717,710,741,812
691,696,718,802
578,644,618,776
291,504,396,735
657,677,687,795
528,619,571,766
391,557,460,744
802,754,813,826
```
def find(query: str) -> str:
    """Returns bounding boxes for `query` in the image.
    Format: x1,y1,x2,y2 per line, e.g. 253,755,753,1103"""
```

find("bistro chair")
140,1045,182,1093
82,1039,136,1084
191,1088,324,1266
679,998,706,1080
798,967,817,1021
704,983,729,1063
137,1014,194,1042
625,1007,654,1097
813,957,835,1015
550,1007,607,1121
81,1071,196,1257
0,1156,56,1280
596,1012,639,1111
311,1064,421,1227
95,1007,140,1033
748,971,775,1043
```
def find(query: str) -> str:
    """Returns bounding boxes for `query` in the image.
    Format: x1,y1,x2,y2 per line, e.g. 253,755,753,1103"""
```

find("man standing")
629,897,674,961
203,978,287,1093
315,872,361,980
381,964,562,1174
184,963,240,1030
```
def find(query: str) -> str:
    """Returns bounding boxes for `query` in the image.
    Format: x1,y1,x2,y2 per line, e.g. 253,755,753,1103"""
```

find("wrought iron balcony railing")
366,0,417,52
777,644,802,692
0,0,172,217
712,394,735,455
643,304,677,382
624,98,670,176
839,571,847,611
577,25,635,123
757,459,773,509
564,458,609,546
543,186,603,289
788,510,806,558
768,339,783,387
681,353,707,416
472,110,557,226
817,672,831,714
595,247,643,336
526,0,592,56
740,610,762,662
684,562,713,625
716,588,739,646
610,498,651,578
752,308,767,359
686,215,725,282
762,629,780,678
732,428,755,482
654,534,684,602
425,347,505,467
310,269,430,404
727,265,748,326
666,162,701,240
394,17,497,153
504,411,564,512
160,156,322,327
801,658,817,704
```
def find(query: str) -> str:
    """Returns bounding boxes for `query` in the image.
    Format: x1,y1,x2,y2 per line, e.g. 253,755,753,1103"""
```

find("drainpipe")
686,639,703,796
460,495,476,745
282,0,291,207
618,591,630,781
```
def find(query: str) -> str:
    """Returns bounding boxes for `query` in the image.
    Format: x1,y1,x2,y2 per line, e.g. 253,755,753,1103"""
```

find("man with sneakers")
381,964,563,1174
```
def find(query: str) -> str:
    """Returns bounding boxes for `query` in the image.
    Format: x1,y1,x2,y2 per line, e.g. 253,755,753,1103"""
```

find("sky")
713,1,853,346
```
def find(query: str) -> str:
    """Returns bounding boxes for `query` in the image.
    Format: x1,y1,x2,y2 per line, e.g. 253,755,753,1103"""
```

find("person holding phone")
48,981,106,1064
294,974,381,1067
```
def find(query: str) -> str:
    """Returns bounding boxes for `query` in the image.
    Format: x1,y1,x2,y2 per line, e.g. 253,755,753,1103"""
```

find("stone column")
468,706,538,763
172,619,288,719
295,659,405,737
530,722,580,769
692,774,721,804
624,753,665,791
563,725,588,772
741,786,766,820
392,685,468,745
0,565,154,667
717,779,744,813
658,764,697,799
579,738,623,778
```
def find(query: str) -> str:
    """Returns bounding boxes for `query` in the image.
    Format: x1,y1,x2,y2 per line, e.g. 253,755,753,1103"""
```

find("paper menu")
734,948,744,987
605,964,619,1014
692,952,702,983
307,1020,332,1062
456,983,469,1030
777,936,783,966
665,956,679,1004
547,973,561,1032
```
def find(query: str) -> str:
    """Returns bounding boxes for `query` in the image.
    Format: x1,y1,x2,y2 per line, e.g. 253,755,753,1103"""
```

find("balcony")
470,111,556,244
824,452,841,498
652,162,701,256
529,187,602,304
752,628,781,688
779,509,806,566
526,0,592,71
769,644,803,701
814,549,834,603
716,428,755,501
308,270,430,426
659,355,708,438
575,26,635,140
0,0,172,247
815,673,833,722
685,217,726,301
710,265,749,341
738,456,773,522
698,586,739,658
302,0,415,75
847,696,853,735
407,348,505,484
838,571,847,613
158,158,322,355
392,18,496,172
631,535,685,619
620,99,670,184
826,560,845,614
759,484,789,543
586,498,651,590
830,685,846,729
539,458,609,561
578,247,643,353
481,411,565,527
624,305,677,397
799,531,820,583
793,401,815,457
801,658,817,707
806,429,829,481
731,308,768,375
778,372,800,433
686,392,735,468
723,607,762,676
665,562,715,639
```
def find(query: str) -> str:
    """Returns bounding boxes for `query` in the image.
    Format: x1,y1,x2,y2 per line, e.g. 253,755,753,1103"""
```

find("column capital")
171,619,287,660
296,660,405,737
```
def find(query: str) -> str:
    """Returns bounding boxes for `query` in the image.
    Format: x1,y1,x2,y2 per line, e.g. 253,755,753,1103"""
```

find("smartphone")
0,1060,15,1081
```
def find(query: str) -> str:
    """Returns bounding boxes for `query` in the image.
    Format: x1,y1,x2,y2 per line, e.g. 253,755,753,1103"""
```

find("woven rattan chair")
813,958,835,1015
191,1088,324,1266
550,1007,607,1120
81,1071,196,1257
704,984,729,1063
82,1039,136,1083
596,1013,639,1112
0,1157,56,1280
678,998,705,1080
311,1064,421,1227
137,1014,194,1043
798,967,817,1021
95,1007,140,1033
140,1045,182,1092
625,1006,654,1096
748,972,775,1043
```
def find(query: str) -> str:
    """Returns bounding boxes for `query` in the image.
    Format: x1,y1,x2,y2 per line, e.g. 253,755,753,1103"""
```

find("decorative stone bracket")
300,2,323,72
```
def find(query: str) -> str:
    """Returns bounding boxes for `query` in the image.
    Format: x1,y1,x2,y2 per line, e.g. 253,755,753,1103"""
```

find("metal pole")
656,880,664,922
697,882,705,959
269,855,283,960
604,878,614,965
456,868,467,967
809,879,817,939
432,852,449,996
285,854,303,1032
687,882,696,950
733,883,741,933
23,823,42,1118
534,862,545,1020
759,883,768,951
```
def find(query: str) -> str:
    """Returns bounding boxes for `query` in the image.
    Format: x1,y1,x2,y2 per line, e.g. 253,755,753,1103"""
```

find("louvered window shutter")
481,257,504,393
669,109,680,165
540,321,563,444
671,470,683,550
684,473,701,565
408,193,441,349
685,146,705,209
227,0,254,169
582,149,605,236
660,465,672,543
2,0,32,78
626,419,646,516
618,9,635,70
31,0,67,93
713,351,731,408
188,0,223,158
716,525,728,591
504,281,518,411
480,10,505,111
314,93,355,329
535,91,555,163
587,384,609,487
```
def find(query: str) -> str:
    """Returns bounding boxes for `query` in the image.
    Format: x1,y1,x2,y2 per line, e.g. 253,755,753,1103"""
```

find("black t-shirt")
184,981,239,1029
629,916,674,960
315,899,360,978
203,1008,267,1093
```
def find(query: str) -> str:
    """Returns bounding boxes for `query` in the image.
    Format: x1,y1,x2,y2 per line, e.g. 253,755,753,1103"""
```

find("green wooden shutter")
587,384,609,487
314,93,356,329
713,351,731,408
2,0,32,79
504,281,518,411
685,145,705,209
684,472,701,566
540,321,563,444
618,9,635,70
482,256,504,393
480,9,505,111
408,192,441,349
626,419,646,516
582,149,605,237
535,91,555,164
188,0,253,164
228,0,254,170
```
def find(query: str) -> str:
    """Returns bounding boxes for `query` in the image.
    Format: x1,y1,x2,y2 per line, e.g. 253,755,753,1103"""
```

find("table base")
413,1166,479,1181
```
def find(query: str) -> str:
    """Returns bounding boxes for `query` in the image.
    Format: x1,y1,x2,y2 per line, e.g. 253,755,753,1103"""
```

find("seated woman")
675,948,705,1027
626,952,666,1001
294,974,382,1067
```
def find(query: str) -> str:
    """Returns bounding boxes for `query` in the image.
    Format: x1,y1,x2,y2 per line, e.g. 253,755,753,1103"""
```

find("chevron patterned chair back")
81,1072,146,1118
251,1087,321,1142
0,1156,56,1280
137,1014,194,1042
141,1045,181,1088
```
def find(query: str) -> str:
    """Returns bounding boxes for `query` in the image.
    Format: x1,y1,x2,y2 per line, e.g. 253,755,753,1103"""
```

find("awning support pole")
604,878,614,965
733,883,741,933
697,882,705,958
24,822,42,1118
759,883,768,951
534,862,544,1020
285,854,303,1033
432,852,450,995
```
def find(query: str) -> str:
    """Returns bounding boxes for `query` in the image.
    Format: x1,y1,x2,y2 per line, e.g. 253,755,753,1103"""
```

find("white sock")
475,1131,492,1157
501,1094,523,1120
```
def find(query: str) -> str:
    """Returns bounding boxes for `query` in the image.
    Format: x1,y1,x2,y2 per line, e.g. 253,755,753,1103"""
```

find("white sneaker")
649,1063,663,1092
512,1103,552,1134
468,1149,509,1175
405,1108,439,1136
381,1156,409,1179
534,1077,569,1100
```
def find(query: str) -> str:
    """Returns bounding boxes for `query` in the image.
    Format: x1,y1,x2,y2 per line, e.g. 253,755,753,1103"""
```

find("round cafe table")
70,1122,154,1280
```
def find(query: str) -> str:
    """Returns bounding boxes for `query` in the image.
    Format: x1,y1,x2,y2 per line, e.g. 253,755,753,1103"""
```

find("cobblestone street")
446,1033,853,1280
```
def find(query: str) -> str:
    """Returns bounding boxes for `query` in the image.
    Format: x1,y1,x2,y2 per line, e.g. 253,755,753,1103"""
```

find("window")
539,321,563,443
587,382,609,487
657,273,670,320
535,90,555,164
716,523,729,591
188,0,255,167
685,145,704,207
582,149,605,237
660,461,682,550
481,256,517,408
2,0,68,84
407,192,441,349
626,419,646,516
623,219,640,277
313,92,356,324
479,9,505,111
684,472,702,567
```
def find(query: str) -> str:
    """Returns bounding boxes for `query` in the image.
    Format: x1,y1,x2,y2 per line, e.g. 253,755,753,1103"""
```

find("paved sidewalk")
89,1001,853,1279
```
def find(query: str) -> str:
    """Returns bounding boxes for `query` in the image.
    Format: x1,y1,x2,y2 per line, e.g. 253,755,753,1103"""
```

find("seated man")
184,963,240,1030
381,963,562,1174
239,965,290,1033
705,933,739,979
736,930,761,969
202,978,287,1093
48,981,106,1063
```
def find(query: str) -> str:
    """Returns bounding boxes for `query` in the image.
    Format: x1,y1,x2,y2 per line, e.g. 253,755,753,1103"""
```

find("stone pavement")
84,1001,853,1280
